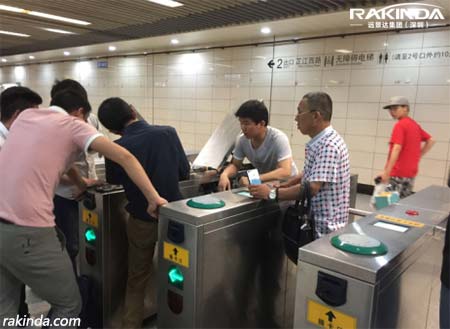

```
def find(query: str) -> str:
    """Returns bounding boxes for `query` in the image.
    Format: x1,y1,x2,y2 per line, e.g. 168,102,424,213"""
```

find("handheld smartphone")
246,169,261,185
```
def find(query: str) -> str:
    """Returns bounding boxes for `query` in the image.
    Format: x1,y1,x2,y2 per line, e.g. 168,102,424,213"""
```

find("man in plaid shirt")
250,92,350,236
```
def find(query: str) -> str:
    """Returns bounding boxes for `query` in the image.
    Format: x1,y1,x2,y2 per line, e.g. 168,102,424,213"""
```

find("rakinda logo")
350,3,445,21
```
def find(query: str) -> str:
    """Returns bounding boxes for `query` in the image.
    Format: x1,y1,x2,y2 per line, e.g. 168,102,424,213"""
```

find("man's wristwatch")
269,188,278,201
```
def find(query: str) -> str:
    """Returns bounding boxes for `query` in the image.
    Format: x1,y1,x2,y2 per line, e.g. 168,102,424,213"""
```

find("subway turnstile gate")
157,189,297,328
293,185,450,329
157,175,358,328
78,173,220,327
78,185,128,328
79,173,358,327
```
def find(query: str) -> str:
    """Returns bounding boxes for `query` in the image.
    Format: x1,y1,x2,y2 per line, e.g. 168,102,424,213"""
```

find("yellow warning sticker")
307,299,357,329
82,209,99,228
375,214,424,228
163,242,189,268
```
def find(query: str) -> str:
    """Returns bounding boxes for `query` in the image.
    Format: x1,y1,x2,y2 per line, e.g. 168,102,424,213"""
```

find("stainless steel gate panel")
79,188,128,328
158,189,295,328
179,171,219,199
294,262,376,329
398,184,450,213
375,202,449,226
78,172,218,327
298,218,432,284
293,186,449,329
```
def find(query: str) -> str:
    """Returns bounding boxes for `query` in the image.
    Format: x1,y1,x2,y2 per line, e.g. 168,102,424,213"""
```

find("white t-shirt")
55,113,102,199
0,122,8,151
233,126,298,176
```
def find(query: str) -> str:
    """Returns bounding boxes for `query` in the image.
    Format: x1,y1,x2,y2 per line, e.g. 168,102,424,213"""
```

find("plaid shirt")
303,126,350,236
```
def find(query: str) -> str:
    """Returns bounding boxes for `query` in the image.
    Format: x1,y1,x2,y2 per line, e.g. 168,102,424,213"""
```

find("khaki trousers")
122,216,158,329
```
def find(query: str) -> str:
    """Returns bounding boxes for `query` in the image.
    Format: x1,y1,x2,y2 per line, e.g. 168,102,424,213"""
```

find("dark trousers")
53,195,79,276
18,284,28,325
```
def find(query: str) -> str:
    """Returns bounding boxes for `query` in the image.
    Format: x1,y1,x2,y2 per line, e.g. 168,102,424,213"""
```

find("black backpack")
282,181,316,264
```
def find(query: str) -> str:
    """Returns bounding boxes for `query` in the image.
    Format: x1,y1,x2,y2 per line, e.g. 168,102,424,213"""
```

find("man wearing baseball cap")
378,96,434,198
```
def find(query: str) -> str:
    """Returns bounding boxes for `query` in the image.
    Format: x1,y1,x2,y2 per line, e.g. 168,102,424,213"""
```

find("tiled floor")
24,193,443,328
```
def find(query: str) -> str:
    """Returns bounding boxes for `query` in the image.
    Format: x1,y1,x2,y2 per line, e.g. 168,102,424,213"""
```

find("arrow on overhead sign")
267,59,274,68
326,311,336,322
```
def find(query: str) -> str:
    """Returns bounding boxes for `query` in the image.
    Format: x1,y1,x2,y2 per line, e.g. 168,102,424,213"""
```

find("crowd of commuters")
0,80,444,328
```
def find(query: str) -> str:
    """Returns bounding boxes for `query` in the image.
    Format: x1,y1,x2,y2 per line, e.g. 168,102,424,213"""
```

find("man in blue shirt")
98,98,190,328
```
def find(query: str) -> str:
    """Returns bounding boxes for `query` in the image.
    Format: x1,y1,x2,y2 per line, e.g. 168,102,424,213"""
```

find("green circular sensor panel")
187,195,225,209
331,233,388,256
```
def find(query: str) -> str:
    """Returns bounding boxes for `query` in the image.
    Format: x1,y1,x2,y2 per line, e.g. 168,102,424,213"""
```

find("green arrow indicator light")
168,266,184,290
85,228,97,244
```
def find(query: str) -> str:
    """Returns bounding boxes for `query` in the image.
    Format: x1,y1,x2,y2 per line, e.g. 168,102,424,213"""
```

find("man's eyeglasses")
296,110,316,116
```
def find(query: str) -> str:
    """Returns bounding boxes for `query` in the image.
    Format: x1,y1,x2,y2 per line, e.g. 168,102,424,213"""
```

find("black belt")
0,218,13,225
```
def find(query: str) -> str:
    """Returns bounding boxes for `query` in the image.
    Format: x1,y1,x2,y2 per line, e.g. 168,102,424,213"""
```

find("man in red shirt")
379,96,434,198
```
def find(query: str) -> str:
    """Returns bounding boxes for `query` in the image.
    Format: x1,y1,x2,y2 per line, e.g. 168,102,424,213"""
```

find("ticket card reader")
293,186,450,329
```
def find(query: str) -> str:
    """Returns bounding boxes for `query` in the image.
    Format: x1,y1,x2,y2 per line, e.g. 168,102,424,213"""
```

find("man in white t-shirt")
218,100,297,191
51,79,103,276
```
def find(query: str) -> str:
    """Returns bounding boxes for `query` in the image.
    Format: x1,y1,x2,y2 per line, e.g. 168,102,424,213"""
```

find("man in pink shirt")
0,89,167,327
0,86,42,323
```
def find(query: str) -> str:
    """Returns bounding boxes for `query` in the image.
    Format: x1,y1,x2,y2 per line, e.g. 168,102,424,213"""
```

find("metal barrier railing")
349,207,373,217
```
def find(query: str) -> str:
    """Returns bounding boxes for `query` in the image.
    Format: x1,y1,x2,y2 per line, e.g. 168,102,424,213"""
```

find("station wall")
1,28,449,190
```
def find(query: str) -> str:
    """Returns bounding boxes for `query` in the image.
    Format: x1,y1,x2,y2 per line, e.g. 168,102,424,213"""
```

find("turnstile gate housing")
79,187,128,328
293,185,450,329
158,190,296,328
78,173,220,327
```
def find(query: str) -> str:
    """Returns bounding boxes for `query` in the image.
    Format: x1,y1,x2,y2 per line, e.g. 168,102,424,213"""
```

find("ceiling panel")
0,0,406,56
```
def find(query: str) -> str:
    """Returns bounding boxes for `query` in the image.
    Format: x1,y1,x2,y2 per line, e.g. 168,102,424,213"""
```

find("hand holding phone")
246,169,261,185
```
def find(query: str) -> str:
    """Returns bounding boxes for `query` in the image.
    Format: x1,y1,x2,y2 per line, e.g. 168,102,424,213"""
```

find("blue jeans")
441,284,450,329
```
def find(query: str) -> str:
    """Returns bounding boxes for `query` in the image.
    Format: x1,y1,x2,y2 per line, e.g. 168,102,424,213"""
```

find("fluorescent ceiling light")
29,55,35,59
1,58,7,62
43,28,76,34
147,0,183,8
0,4,90,25
108,45,116,51
260,27,271,34
171,38,179,44
63,51,70,56
0,30,30,37
335,49,352,54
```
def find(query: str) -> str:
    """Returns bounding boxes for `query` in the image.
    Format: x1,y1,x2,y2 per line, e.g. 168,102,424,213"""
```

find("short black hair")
302,92,333,121
51,79,88,100
0,86,42,121
98,97,134,132
50,90,91,115
234,99,269,126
